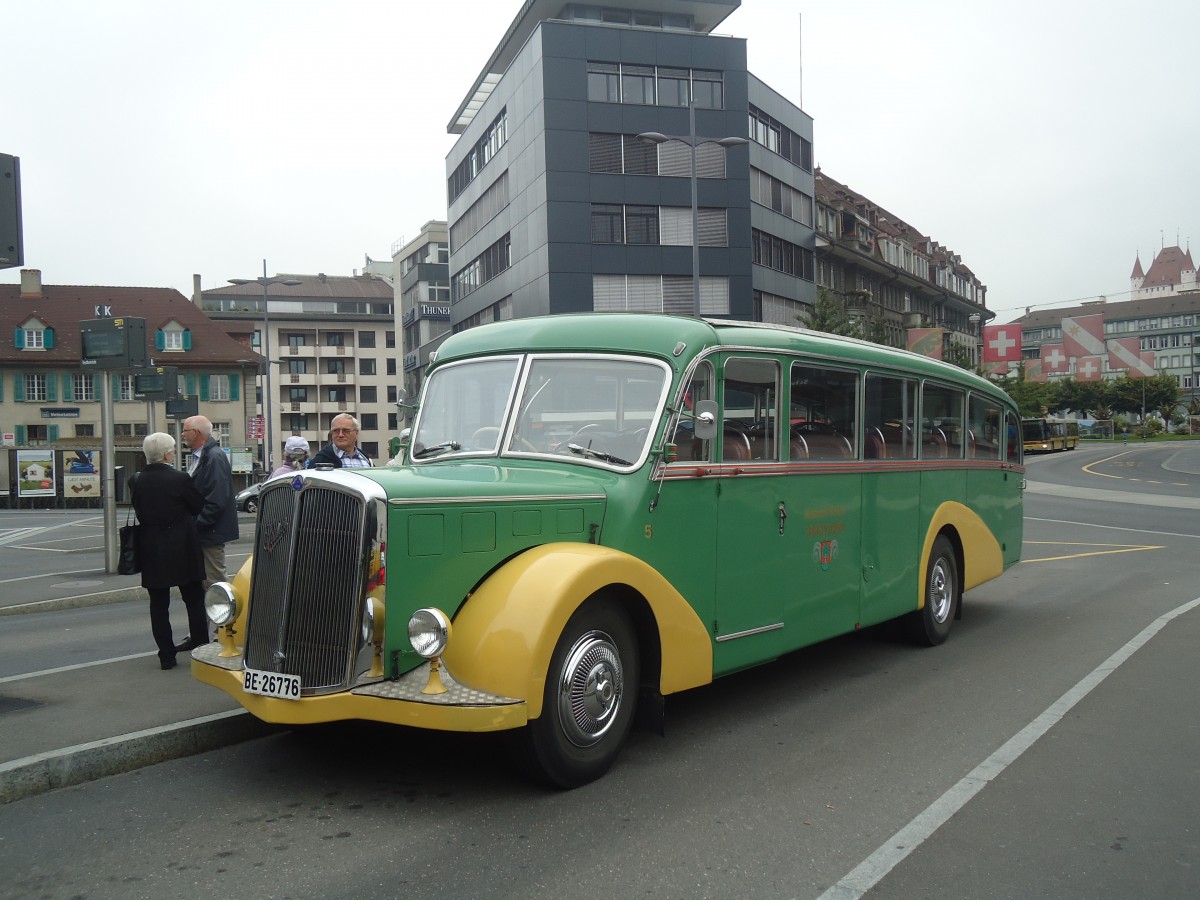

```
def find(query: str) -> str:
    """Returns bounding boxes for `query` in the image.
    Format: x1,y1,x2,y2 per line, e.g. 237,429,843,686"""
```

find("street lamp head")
715,136,749,148
636,131,669,145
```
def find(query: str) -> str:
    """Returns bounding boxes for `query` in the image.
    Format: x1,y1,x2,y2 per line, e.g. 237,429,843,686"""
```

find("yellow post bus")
193,314,1024,787
1022,417,1080,453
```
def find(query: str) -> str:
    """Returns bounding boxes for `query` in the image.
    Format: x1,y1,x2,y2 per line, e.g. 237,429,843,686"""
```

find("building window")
586,62,724,109
591,204,624,243
361,413,378,430
290,415,309,431
208,374,230,401
73,374,96,401
386,358,397,376
212,422,231,448
451,234,511,302
326,332,345,347
120,375,135,400
287,359,307,375
358,331,376,349
76,424,96,438
359,358,376,376
326,359,345,376
385,331,396,349
24,373,47,401
447,108,508,203
592,274,730,315
626,206,659,245
163,329,184,350
24,328,45,349
752,229,815,281
360,386,377,403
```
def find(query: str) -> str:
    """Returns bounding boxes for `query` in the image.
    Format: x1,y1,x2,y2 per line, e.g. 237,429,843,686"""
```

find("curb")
0,709,278,805
0,586,147,617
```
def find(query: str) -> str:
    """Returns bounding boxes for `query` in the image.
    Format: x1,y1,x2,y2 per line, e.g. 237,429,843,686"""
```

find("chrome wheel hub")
557,630,623,748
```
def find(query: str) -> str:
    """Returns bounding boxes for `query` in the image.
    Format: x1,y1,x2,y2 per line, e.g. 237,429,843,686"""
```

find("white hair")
143,432,177,465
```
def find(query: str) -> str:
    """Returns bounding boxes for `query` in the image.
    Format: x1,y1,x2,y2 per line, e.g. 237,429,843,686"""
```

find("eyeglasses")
181,428,196,435
331,428,357,434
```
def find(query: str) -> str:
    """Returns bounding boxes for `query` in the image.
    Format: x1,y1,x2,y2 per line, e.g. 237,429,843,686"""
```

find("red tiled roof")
0,283,261,367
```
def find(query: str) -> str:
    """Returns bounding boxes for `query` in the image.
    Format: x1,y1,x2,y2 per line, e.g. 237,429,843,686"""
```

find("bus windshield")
411,354,670,467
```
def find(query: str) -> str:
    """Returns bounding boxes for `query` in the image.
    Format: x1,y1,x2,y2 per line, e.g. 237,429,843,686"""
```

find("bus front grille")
243,479,369,694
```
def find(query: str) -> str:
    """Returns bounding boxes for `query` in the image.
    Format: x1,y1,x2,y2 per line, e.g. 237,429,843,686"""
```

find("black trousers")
148,581,206,661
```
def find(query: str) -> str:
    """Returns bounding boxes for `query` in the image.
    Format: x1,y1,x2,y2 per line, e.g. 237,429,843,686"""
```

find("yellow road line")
1022,540,1163,562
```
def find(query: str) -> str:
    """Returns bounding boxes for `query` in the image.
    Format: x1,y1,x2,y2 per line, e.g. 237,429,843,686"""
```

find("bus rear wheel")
513,598,639,789
904,535,958,646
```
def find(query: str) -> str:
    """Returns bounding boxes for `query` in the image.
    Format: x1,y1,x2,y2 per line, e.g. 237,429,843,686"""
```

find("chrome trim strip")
389,493,606,506
715,622,785,643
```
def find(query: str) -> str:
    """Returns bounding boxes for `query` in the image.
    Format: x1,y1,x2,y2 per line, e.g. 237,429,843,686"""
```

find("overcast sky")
4,0,1197,322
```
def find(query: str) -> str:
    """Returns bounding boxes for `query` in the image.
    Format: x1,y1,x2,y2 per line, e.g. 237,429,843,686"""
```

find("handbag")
118,475,141,576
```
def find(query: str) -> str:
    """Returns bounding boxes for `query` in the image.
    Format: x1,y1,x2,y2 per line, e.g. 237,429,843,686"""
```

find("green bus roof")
432,313,1011,403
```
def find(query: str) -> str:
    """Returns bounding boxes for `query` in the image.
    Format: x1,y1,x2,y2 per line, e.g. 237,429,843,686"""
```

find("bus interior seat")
803,432,853,459
789,433,809,460
865,426,887,459
723,429,752,461
923,427,948,459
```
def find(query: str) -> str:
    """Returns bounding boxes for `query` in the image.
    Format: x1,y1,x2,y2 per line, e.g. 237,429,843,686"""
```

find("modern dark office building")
445,0,817,329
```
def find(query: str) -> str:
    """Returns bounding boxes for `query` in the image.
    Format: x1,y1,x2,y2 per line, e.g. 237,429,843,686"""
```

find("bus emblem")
814,539,839,570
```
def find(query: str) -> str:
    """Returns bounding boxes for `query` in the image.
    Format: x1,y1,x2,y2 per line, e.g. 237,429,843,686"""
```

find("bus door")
708,354,792,672
859,373,921,626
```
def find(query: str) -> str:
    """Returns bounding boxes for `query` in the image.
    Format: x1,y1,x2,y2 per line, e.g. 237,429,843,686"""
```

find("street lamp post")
638,99,747,317
229,261,301,472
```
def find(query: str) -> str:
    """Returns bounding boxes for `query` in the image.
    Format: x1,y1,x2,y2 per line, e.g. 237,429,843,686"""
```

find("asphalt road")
1,444,1198,899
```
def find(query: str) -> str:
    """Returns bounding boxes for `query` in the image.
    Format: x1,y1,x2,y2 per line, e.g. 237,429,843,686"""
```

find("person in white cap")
271,436,311,479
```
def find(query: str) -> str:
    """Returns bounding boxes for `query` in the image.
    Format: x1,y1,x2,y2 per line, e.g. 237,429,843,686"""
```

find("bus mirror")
694,400,718,440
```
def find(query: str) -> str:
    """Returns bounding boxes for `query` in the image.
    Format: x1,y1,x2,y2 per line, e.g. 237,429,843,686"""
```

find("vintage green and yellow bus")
193,314,1024,787
1022,417,1080,453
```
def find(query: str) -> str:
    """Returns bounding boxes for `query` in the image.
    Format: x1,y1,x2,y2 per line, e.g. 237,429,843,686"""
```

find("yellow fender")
919,501,1004,609
443,542,713,720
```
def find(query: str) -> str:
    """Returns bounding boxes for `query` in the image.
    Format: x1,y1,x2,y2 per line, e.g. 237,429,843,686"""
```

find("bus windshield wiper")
566,442,630,466
413,441,462,459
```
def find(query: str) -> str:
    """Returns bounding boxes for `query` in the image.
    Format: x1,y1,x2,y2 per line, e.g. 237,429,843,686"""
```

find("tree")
798,287,863,339
943,341,974,371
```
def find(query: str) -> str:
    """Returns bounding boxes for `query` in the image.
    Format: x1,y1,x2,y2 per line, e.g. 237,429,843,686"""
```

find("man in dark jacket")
182,415,239,591
308,413,372,468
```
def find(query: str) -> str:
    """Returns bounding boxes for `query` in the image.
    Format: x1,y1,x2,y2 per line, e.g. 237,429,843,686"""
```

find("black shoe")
160,655,177,670
174,638,206,652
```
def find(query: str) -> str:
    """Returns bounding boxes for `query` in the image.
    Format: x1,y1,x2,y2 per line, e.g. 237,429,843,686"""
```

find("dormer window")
14,318,54,351
156,321,191,352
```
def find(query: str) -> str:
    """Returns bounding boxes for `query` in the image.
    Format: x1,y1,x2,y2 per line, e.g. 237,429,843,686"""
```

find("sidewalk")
0,571,276,805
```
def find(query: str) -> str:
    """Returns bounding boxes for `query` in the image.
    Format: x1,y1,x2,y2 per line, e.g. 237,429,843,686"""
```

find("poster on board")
17,449,56,497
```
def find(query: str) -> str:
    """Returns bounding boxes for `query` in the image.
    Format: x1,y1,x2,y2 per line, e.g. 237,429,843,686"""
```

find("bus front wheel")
905,535,959,646
513,598,639,789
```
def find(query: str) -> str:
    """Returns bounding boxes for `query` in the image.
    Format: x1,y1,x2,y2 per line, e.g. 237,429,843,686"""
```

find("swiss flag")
1075,356,1103,381
1062,313,1106,358
1040,342,1069,374
983,324,1021,363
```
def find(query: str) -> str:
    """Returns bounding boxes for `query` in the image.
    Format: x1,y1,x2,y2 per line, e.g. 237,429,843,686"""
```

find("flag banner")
1061,313,1105,358
1024,359,1045,383
1107,337,1156,377
982,361,1010,378
1075,356,1103,381
907,327,943,359
982,324,1021,362
1040,342,1069,375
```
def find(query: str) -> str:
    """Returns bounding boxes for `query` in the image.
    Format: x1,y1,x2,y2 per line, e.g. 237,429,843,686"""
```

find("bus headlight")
363,597,386,644
205,582,237,626
408,607,452,658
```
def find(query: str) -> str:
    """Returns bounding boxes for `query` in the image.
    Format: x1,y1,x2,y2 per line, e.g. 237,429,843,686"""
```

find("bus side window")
722,357,780,462
789,362,857,460
967,395,1001,459
922,383,965,459
1006,412,1022,463
671,361,715,462
864,373,917,459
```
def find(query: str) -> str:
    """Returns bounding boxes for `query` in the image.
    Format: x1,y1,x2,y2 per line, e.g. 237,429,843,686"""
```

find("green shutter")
112,374,121,402
62,374,74,401
185,374,196,396
229,374,240,401
183,329,192,350
13,328,24,350
46,375,57,402
16,425,26,444
14,373,25,402
44,328,55,349
155,330,165,351
0,372,4,402
48,425,59,442
200,375,210,401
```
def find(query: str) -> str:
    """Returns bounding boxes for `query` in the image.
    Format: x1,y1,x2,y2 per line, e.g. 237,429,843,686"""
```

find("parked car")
235,482,262,513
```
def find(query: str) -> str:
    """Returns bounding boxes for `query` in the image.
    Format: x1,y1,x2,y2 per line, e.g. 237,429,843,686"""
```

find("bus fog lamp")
408,607,451,658
205,582,237,626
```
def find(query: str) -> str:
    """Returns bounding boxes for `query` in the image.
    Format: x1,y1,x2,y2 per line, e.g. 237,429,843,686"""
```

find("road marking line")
0,651,158,684
818,595,1200,900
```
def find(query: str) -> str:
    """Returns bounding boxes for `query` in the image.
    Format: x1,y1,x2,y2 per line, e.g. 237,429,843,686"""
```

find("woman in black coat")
131,432,209,670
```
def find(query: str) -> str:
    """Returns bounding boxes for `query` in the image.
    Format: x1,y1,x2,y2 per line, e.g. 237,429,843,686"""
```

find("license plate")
242,667,301,700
